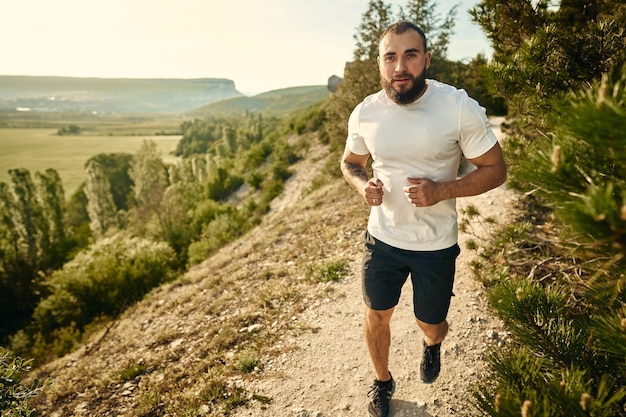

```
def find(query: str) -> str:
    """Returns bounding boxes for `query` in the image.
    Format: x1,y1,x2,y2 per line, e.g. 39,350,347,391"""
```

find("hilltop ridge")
0,76,243,113
0,76,331,116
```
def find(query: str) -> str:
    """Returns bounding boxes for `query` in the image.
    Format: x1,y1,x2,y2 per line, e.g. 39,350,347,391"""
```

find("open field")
0,111,184,135
0,128,181,196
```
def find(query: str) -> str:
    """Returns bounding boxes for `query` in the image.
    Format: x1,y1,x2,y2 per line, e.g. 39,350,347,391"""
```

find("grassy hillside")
187,85,330,117
27,136,354,416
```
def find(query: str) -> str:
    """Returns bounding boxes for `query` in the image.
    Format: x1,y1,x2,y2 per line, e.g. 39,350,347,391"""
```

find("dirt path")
230,121,516,417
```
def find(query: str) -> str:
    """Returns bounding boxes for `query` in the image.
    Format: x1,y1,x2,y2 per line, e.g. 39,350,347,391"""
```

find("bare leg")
365,306,395,381
416,318,448,345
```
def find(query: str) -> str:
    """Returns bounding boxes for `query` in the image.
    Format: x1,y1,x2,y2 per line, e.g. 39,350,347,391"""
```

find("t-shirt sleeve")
346,102,370,156
458,94,498,159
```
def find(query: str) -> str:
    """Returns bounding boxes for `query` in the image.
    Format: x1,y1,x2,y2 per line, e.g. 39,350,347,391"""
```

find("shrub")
0,347,50,416
31,233,176,335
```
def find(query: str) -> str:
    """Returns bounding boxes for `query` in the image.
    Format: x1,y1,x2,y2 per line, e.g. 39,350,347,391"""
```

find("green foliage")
471,0,626,126
57,124,80,136
119,361,148,381
128,140,169,238
467,195,626,416
236,351,263,374
488,277,591,368
353,0,394,62
287,104,327,135
84,159,119,238
467,9,625,414
205,166,244,201
0,67,321,385
474,347,624,417
440,54,508,116
85,153,133,211
0,168,72,343
0,347,50,417
176,113,275,158
187,213,240,265
307,259,349,283
31,233,176,336
507,68,626,247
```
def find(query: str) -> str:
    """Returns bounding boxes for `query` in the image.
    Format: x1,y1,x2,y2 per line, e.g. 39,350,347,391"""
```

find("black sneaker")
420,341,441,383
367,373,396,417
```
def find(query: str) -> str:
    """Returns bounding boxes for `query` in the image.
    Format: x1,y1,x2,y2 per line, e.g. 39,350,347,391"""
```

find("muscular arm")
404,142,507,207
340,146,384,206
340,146,369,194
445,142,507,198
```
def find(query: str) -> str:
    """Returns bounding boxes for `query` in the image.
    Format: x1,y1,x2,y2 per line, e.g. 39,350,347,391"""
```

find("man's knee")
417,319,448,341
366,307,394,327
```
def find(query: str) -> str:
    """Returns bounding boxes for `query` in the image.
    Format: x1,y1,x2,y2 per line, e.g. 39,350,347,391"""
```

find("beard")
382,70,427,106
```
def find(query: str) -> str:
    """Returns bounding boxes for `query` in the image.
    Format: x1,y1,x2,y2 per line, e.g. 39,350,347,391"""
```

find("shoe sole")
420,375,439,384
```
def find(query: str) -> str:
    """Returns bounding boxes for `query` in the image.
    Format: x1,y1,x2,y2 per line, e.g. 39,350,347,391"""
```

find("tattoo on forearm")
343,162,369,189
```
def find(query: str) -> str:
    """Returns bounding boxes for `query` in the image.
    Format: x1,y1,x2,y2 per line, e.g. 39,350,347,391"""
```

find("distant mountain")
0,76,243,113
186,85,330,117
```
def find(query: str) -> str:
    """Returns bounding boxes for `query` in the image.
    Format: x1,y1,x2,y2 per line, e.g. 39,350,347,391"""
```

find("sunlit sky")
1,0,492,95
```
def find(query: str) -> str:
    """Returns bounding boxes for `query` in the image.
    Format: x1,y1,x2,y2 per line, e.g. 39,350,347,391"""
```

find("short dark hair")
380,21,428,51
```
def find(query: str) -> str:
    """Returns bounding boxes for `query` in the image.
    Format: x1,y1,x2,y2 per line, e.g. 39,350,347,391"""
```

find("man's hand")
364,178,384,206
403,178,442,207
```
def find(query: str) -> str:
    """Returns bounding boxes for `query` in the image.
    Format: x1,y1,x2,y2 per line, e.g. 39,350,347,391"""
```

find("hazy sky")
1,0,492,95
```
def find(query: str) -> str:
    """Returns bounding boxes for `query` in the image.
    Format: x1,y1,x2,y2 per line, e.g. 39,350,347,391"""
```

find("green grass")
0,128,181,196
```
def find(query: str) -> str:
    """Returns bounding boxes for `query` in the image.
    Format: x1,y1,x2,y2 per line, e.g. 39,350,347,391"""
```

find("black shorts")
362,231,460,324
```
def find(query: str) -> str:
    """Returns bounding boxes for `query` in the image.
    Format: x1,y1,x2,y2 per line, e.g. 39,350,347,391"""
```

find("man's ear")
425,51,432,69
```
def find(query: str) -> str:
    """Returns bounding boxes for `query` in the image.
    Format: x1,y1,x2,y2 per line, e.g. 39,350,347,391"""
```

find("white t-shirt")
346,79,498,251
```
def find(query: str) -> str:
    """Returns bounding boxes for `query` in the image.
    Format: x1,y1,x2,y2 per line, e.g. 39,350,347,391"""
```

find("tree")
57,124,80,136
8,170,44,272
353,0,394,62
35,169,68,270
471,0,626,127
0,169,71,343
128,140,168,234
402,0,458,80
84,160,118,239
86,153,133,212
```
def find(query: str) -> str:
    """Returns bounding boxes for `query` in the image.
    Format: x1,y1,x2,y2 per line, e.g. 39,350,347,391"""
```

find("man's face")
377,30,431,105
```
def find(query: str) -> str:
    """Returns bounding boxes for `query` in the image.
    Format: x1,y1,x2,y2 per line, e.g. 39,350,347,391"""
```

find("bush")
469,195,626,416
31,233,177,335
57,124,80,136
